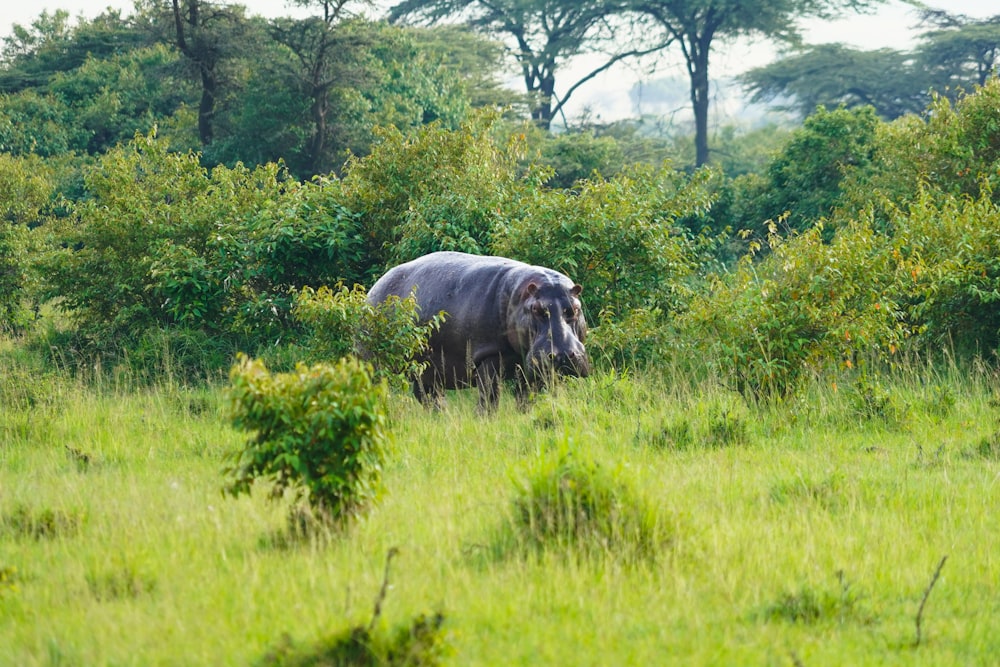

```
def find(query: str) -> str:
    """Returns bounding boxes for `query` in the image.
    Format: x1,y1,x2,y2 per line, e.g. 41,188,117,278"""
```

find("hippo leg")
512,366,534,410
474,357,502,414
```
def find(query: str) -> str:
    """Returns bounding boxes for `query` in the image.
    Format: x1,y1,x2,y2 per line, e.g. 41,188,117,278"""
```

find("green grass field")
2,354,999,666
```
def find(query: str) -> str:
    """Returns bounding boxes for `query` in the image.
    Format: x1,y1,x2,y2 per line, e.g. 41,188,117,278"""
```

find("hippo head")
514,278,590,383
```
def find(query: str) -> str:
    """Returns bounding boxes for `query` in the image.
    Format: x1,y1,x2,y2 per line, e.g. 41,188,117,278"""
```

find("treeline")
2,3,1000,401
5,79,1000,399
0,4,508,178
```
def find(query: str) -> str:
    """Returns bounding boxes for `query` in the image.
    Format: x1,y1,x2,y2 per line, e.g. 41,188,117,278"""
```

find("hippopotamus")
366,251,589,411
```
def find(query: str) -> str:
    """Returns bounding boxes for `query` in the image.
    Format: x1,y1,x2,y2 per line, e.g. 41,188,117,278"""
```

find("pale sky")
1,0,997,122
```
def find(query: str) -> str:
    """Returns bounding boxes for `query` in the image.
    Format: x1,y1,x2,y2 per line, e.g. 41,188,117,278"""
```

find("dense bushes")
0,154,54,331
341,108,528,270
496,163,717,321
10,78,1000,397
293,283,444,390
37,132,366,355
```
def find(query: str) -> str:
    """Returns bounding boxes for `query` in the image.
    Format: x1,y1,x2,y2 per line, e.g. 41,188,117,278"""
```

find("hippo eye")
564,307,576,321
532,304,549,319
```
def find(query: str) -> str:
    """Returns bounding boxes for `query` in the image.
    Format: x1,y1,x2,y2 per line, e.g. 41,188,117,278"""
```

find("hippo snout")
547,349,590,377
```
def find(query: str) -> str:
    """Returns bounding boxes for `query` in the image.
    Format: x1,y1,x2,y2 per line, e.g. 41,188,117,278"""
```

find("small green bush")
759,572,874,626
2,504,83,540
292,284,443,391
509,446,664,561
260,613,448,667
224,354,389,527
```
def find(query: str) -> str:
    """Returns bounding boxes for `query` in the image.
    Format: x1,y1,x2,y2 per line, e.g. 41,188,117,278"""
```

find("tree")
631,0,888,166
163,0,255,146
741,43,926,120
741,10,1000,122
915,9,1000,90
268,0,375,175
0,9,148,92
388,0,668,129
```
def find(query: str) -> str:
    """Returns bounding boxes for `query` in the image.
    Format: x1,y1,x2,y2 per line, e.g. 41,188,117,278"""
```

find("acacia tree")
741,10,1000,121
388,0,668,129
631,0,888,166
740,44,926,119
915,10,1000,89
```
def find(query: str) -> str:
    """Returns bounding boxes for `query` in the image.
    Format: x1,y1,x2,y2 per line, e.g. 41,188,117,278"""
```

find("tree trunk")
197,63,216,145
689,42,711,167
307,89,328,175
533,73,556,129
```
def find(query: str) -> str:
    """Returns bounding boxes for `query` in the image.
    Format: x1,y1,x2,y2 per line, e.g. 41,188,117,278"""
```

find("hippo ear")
571,284,582,297
525,282,539,297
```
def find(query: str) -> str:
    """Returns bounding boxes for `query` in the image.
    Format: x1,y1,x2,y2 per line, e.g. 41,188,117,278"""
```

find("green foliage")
2,503,82,539
342,108,527,270
760,572,875,626
495,163,717,322
0,153,56,330
225,354,389,526
841,78,1000,218
260,612,448,667
41,132,278,345
532,130,627,189
508,445,664,561
719,105,881,236
587,306,675,370
681,219,905,402
38,132,368,354
292,284,444,390
887,188,1000,351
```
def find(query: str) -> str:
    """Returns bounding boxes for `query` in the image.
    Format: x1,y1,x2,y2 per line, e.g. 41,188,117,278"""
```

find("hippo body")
366,251,589,411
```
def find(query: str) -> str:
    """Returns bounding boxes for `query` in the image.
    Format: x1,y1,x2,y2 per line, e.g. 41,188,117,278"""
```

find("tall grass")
2,343,999,665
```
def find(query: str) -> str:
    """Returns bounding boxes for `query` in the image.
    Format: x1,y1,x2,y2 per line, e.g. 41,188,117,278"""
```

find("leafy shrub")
532,129,627,189
494,163,717,323
843,78,1000,217
759,572,874,625
0,153,55,331
224,178,368,344
587,306,677,370
261,613,448,667
727,105,880,236
292,284,444,391
509,446,664,561
41,132,291,347
224,354,389,527
2,504,82,539
680,218,905,402
341,108,528,269
887,188,1000,352
38,131,370,355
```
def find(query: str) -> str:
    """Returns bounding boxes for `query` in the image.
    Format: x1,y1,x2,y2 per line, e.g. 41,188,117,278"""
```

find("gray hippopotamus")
367,251,589,411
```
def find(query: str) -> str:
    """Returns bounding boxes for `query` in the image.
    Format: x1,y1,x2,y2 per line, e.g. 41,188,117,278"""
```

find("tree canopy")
742,9,1000,120
629,0,890,166
388,0,669,129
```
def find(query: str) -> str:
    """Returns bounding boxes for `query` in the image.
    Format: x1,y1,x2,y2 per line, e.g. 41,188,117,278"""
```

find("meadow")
1,349,999,666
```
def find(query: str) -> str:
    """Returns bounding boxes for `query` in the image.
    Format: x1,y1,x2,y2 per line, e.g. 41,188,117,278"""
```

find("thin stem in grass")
368,547,400,634
914,555,948,647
